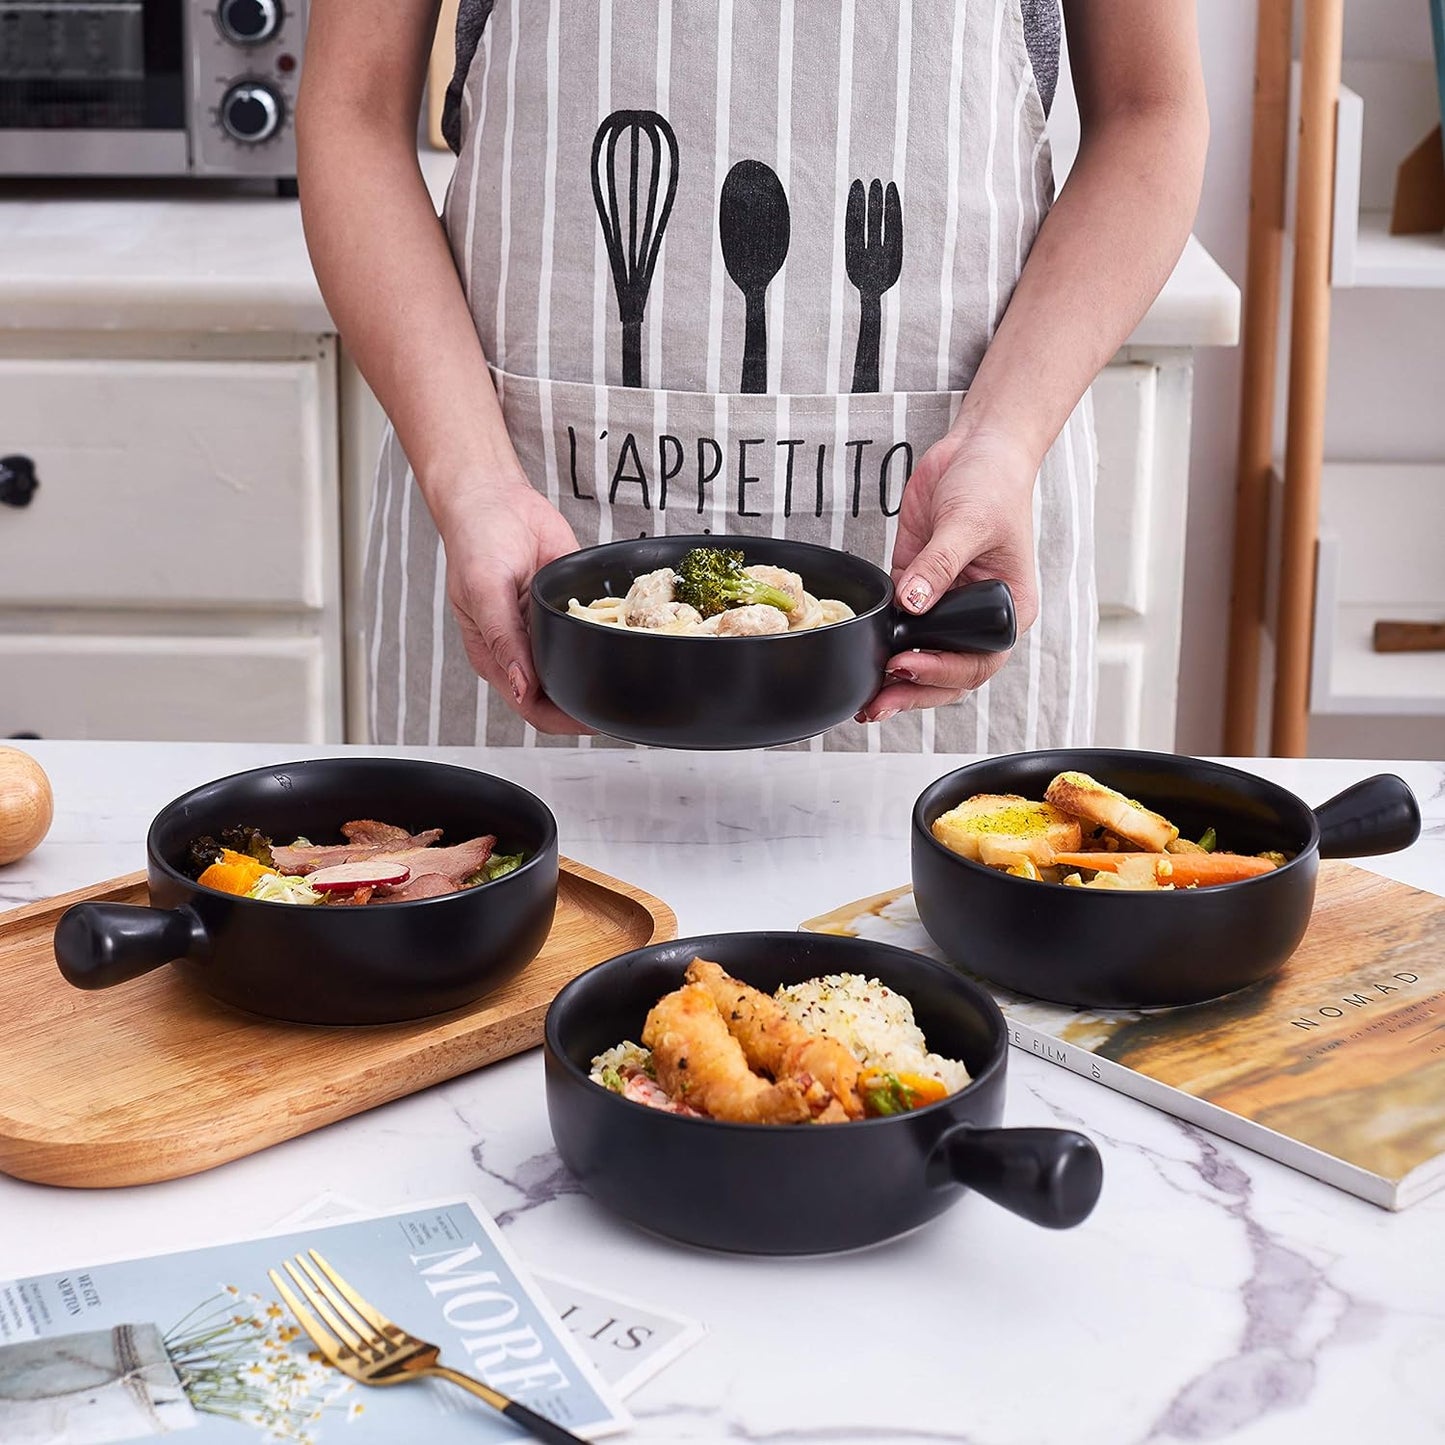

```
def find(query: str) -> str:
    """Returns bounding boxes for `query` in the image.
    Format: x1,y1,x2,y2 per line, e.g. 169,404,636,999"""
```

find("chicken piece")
622,567,700,630
714,604,789,636
685,959,865,1119
642,983,813,1124
642,601,704,630
743,564,806,620
788,592,827,630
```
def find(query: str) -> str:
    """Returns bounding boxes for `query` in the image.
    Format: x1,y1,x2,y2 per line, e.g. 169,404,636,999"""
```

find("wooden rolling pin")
1373,620,1445,653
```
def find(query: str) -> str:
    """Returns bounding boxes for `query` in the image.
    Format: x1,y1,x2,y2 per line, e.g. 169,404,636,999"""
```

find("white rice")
772,973,970,1091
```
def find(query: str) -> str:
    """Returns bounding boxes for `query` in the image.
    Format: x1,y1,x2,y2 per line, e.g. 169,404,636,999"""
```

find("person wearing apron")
298,2,1207,753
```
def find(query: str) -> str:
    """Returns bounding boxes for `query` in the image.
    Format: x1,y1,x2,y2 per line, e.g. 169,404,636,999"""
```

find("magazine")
803,863,1445,1211
0,1197,629,1445
273,1194,705,1400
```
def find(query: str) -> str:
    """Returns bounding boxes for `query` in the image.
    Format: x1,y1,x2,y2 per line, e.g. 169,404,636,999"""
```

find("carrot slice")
1051,851,1278,887
1162,852,1279,886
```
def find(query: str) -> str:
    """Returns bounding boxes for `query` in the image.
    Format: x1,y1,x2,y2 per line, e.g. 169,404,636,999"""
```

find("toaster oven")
0,0,307,186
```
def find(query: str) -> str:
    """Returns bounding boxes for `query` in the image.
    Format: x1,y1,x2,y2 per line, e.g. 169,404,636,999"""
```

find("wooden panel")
0,859,676,1188
1091,363,1157,618
0,357,331,609
0,634,327,742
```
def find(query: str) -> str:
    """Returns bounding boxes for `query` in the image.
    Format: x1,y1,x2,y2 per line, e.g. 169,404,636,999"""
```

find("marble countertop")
0,154,1239,345
1,741,1441,1445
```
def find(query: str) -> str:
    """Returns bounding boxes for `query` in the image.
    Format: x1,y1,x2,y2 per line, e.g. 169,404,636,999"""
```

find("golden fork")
268,1249,588,1445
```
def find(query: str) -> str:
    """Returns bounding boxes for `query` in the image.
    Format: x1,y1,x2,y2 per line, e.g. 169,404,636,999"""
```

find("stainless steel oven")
0,0,307,184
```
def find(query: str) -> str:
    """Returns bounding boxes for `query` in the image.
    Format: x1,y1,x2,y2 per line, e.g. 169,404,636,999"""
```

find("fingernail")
853,711,869,725
885,667,916,684
873,708,898,723
902,577,931,611
508,664,526,703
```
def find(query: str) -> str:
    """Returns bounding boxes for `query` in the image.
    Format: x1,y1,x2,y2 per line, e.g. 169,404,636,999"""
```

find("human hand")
861,429,1040,722
437,478,590,734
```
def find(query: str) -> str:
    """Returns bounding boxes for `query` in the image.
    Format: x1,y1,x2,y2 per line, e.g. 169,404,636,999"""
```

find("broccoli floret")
672,547,795,619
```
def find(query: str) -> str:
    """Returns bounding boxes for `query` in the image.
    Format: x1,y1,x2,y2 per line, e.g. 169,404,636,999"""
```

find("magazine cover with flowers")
0,1199,627,1444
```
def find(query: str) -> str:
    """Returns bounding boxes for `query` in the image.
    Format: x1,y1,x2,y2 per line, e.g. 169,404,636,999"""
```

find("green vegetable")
183,836,224,880
463,851,527,889
861,1073,916,1117
246,872,323,906
599,1066,624,1094
673,547,796,619
183,825,274,881
483,850,525,881
219,824,274,867
1197,826,1217,853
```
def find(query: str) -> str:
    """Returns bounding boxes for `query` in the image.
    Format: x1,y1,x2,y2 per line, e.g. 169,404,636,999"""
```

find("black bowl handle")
929,1123,1102,1229
1313,774,1421,860
54,902,208,990
891,579,1016,655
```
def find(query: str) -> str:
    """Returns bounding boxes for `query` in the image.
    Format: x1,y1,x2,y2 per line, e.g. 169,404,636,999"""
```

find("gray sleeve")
441,0,495,154
1021,0,1061,116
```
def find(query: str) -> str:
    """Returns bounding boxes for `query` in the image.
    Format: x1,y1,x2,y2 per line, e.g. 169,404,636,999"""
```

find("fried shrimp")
641,983,812,1125
685,959,865,1119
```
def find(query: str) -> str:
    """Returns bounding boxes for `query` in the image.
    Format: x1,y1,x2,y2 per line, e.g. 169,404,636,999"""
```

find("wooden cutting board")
0,859,675,1189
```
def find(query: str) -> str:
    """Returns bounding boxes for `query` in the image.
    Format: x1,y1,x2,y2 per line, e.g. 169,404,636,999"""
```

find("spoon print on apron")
366,0,1097,753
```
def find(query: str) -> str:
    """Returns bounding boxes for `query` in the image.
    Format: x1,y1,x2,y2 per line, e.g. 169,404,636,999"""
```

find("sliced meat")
378,872,456,903
271,825,445,875
342,820,443,849
369,835,496,886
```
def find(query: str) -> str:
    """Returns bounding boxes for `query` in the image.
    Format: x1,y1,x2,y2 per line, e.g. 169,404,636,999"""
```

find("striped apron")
366,0,1097,752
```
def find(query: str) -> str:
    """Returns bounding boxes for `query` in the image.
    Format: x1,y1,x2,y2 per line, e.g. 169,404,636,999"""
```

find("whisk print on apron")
366,0,1096,752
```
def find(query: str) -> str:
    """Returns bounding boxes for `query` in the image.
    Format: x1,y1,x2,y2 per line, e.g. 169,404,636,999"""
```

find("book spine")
1001,1018,1398,1210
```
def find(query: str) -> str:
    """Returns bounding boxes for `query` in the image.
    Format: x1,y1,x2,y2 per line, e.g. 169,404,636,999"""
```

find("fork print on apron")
366,0,1097,752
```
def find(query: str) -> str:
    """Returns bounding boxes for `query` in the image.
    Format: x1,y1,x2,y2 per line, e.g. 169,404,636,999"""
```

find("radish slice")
306,860,411,891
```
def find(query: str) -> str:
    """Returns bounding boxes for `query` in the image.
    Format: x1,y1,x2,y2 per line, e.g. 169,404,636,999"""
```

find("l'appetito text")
566,425,915,519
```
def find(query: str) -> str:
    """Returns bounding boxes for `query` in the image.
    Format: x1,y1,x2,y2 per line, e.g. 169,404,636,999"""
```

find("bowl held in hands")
531,535,1016,749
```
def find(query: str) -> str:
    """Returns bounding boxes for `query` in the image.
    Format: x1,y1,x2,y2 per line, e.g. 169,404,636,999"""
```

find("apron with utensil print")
367,0,1096,752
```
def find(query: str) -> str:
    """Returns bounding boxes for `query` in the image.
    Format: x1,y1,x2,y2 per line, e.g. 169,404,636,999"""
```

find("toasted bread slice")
1044,771,1179,852
931,794,1082,868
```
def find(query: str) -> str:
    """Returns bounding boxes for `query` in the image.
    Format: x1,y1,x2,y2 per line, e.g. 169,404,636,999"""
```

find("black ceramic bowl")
53,757,560,1025
530,534,1015,748
912,749,1422,1010
544,932,1102,1254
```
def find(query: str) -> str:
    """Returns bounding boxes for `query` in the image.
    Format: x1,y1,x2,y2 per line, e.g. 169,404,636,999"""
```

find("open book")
804,862,1445,1211
0,1198,630,1443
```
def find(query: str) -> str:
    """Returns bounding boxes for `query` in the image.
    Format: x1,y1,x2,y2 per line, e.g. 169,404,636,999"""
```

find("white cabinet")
1091,352,1195,751
0,357,330,609
0,633,328,742
0,336,343,743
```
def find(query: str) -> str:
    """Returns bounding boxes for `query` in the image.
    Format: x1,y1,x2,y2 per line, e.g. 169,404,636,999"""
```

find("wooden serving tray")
0,859,676,1189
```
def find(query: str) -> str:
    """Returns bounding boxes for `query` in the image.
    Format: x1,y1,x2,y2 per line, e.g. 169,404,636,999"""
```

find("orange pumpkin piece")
197,849,271,895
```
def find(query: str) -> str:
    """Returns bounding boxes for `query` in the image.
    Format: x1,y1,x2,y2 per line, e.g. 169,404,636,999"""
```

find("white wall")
1058,0,1445,759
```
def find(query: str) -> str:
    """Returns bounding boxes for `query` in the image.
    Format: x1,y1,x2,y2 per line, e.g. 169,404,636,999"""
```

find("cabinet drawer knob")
0,455,39,509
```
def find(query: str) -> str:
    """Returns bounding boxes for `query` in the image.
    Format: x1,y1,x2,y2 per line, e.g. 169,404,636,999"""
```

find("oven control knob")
220,82,283,143
217,0,282,45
